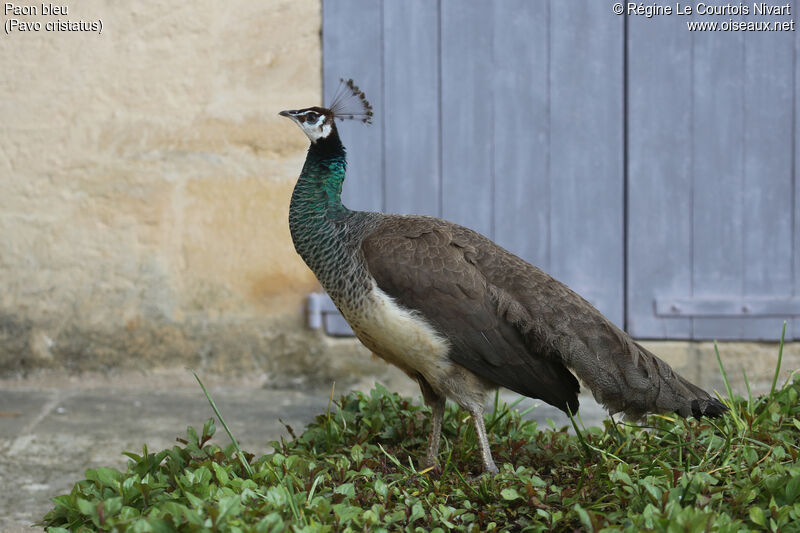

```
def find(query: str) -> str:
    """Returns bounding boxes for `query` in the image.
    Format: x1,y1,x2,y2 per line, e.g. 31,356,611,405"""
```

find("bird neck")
291,126,349,215
288,126,353,273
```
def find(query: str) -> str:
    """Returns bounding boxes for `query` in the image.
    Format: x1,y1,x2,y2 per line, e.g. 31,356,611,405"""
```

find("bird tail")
565,333,727,420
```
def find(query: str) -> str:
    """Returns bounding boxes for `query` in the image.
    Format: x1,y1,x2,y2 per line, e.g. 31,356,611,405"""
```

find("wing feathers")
362,216,580,413
362,215,724,420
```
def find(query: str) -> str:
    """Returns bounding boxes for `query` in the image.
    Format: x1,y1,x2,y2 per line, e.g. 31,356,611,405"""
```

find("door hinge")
655,297,800,317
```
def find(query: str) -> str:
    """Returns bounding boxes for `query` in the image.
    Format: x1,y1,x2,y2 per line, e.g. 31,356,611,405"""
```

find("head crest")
328,78,374,124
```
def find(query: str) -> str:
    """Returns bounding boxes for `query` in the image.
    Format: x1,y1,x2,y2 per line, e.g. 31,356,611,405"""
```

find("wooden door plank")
322,0,384,212
440,0,494,238
740,20,795,340
491,0,551,270
626,14,693,339
550,0,624,326
794,3,800,340
691,20,746,340
383,0,440,217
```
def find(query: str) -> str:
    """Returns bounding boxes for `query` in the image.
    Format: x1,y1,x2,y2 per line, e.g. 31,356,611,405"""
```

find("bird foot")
418,456,441,476
466,468,498,482
484,462,499,476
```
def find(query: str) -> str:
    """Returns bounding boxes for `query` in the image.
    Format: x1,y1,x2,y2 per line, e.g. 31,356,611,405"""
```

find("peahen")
279,80,726,474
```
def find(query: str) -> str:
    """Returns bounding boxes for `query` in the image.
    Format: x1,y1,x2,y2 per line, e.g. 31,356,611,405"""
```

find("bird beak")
279,110,295,118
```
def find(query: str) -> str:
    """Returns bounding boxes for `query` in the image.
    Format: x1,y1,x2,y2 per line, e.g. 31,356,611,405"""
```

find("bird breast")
341,283,453,384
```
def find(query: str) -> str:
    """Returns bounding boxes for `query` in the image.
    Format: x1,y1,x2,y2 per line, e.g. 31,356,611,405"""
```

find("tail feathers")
690,397,728,418
565,336,727,421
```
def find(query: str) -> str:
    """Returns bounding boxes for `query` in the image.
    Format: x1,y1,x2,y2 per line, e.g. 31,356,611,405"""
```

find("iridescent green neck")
295,140,347,213
288,126,379,304
288,127,351,266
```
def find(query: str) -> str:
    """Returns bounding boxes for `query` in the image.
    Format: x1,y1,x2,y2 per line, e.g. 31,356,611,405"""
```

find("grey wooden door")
627,5,799,340
321,0,799,340
323,0,624,327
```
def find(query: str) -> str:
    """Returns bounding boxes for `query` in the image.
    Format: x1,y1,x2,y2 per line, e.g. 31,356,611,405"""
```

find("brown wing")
362,215,726,419
362,215,580,413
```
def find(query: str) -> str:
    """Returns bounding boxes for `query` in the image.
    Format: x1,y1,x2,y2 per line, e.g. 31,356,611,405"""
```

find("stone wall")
640,340,799,397
0,0,387,381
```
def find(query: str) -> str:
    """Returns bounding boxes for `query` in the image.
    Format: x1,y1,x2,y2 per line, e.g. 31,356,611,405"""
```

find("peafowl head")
279,107,335,143
280,78,373,143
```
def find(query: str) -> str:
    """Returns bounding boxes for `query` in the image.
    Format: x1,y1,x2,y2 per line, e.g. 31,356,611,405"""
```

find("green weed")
41,335,800,532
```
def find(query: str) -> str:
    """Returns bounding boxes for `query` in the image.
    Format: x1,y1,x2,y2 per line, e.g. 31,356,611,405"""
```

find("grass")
40,333,799,532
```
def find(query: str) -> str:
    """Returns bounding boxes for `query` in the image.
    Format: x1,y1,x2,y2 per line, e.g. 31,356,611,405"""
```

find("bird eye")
305,113,319,123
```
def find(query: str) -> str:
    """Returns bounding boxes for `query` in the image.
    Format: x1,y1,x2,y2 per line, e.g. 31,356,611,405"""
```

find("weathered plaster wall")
0,0,388,381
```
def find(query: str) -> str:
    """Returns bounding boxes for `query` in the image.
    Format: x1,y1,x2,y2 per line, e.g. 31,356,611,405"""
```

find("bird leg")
417,377,445,470
424,396,445,470
467,404,499,475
